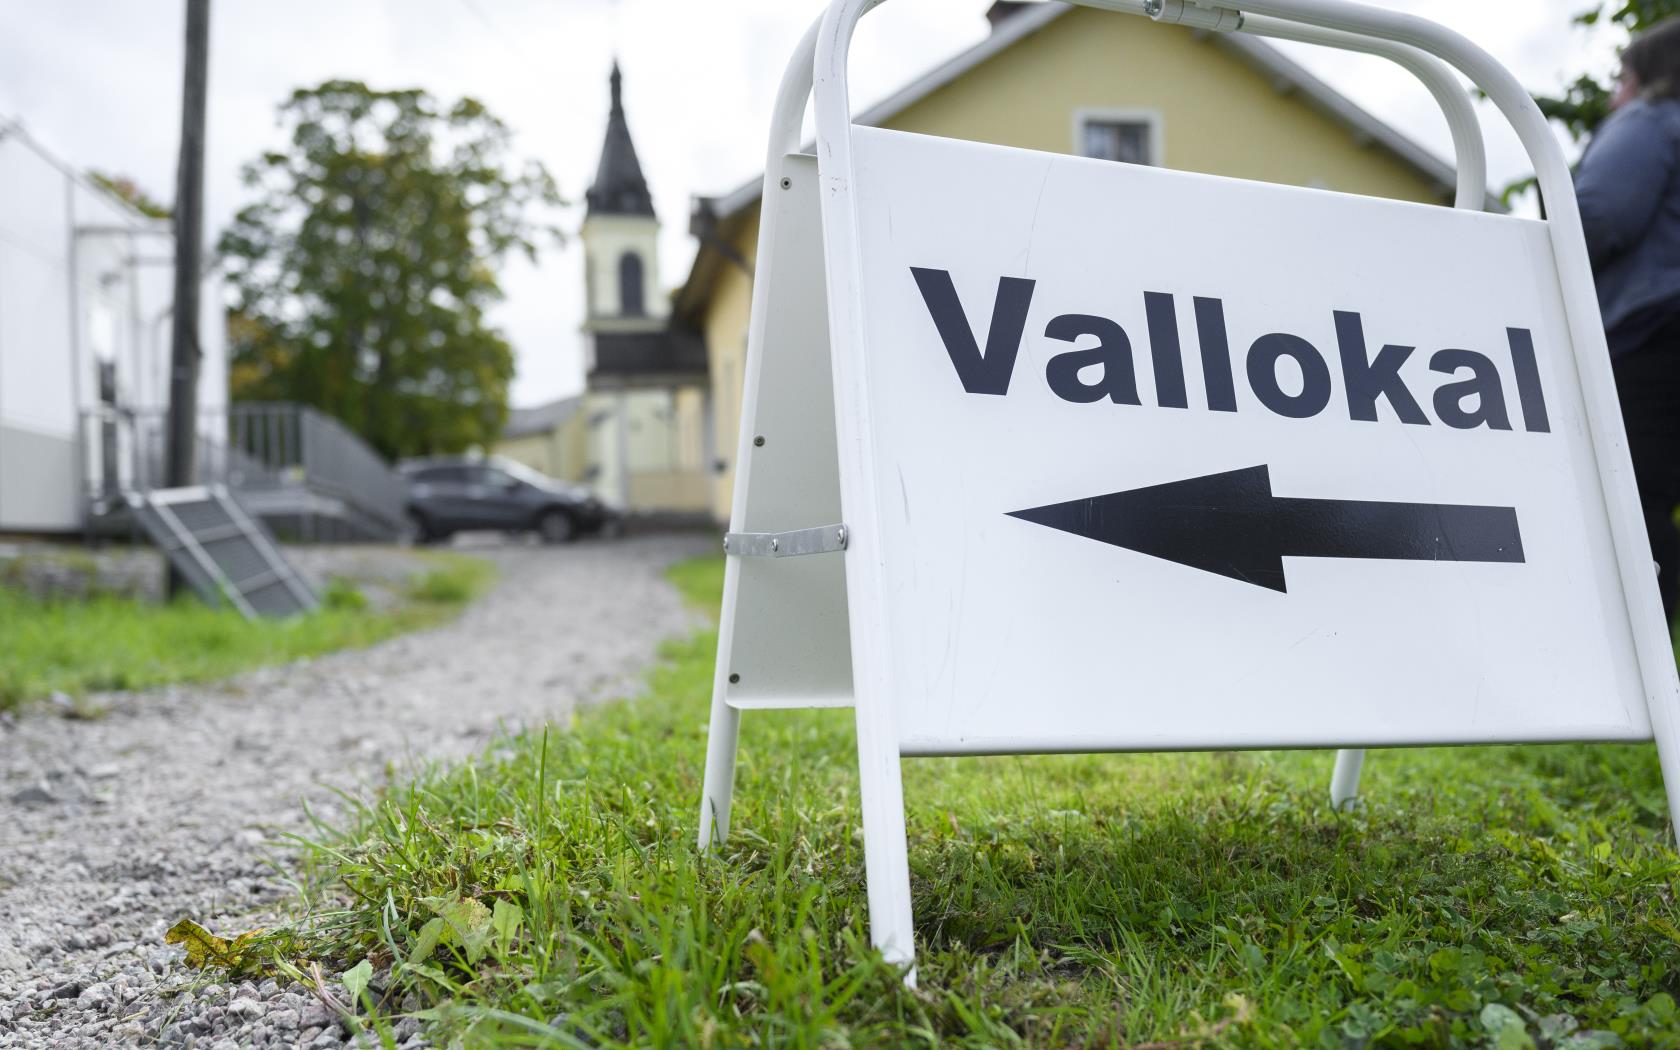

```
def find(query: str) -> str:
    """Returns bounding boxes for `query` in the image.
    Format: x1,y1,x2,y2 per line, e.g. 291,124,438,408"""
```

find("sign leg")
1330,748,1365,811
855,707,918,985
698,698,741,851
1645,687,1680,844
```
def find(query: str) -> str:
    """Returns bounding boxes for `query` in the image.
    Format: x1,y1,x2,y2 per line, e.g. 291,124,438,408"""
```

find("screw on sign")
699,0,1680,987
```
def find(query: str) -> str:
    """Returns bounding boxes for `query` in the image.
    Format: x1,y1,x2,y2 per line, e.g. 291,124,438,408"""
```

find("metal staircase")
126,485,318,618
84,402,409,542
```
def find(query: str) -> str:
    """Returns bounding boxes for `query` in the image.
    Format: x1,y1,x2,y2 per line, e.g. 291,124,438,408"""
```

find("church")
498,63,712,522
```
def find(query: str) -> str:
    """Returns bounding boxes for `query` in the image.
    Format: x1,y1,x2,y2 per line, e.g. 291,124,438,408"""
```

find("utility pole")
166,0,209,490
165,0,209,595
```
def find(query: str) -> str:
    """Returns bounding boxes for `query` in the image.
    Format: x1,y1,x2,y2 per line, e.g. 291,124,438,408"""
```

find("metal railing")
82,402,407,539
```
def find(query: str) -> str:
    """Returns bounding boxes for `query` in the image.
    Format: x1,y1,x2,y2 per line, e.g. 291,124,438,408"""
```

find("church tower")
578,62,711,519
581,62,662,329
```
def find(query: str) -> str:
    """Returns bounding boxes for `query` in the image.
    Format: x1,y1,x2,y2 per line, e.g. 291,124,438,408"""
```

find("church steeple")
586,62,655,217
581,61,662,326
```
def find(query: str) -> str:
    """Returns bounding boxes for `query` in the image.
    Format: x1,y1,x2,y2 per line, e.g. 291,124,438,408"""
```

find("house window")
1075,111,1161,166
619,251,645,316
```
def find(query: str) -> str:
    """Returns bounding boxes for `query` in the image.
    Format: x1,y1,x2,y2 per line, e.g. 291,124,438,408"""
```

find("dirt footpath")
0,534,712,1049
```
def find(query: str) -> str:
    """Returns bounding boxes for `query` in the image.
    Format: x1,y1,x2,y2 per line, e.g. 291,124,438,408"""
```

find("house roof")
586,63,656,218
677,1,1489,319
505,395,584,438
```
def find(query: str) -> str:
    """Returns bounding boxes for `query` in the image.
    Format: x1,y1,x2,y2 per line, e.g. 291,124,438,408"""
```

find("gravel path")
0,534,713,1049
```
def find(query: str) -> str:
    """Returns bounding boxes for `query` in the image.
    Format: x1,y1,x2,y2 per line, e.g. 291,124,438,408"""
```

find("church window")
619,252,646,316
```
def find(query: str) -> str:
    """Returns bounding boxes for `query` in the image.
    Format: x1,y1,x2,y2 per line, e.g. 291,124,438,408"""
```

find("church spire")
586,61,655,217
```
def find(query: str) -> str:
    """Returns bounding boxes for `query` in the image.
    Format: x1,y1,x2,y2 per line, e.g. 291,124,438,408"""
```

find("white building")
0,122,227,533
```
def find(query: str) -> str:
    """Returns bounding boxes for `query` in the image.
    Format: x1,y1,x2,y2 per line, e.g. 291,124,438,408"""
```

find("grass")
264,555,1680,1047
0,552,494,712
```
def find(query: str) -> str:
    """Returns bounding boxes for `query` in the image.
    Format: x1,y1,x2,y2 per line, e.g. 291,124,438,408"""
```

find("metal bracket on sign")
723,523,849,558
1143,0,1244,31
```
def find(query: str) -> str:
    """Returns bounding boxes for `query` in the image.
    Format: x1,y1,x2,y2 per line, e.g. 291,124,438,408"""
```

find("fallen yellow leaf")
165,918,266,975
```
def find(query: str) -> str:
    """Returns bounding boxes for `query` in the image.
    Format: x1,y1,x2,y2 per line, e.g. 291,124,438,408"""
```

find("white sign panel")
702,0,1680,983
845,127,1647,755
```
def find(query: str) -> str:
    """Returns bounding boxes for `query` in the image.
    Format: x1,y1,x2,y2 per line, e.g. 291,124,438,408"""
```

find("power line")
453,0,544,68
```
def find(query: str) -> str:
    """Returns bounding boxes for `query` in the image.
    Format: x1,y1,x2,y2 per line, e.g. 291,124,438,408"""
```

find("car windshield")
491,458,557,488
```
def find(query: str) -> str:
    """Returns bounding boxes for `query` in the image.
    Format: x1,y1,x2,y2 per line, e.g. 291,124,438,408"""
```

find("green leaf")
1481,1004,1537,1050
492,899,523,952
408,916,446,966
340,958,373,1005
1557,1034,1623,1050
430,895,494,964
1322,943,1365,992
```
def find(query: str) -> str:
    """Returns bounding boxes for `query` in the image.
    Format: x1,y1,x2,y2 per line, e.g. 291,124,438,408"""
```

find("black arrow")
1006,464,1523,593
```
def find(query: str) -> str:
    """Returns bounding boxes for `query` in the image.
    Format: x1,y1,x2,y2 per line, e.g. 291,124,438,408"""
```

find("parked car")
399,457,620,544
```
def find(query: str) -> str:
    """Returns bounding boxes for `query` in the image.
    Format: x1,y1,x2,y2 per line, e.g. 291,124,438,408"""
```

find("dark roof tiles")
585,63,656,218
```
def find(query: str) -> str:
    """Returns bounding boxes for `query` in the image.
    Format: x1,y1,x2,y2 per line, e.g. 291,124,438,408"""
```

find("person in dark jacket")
1577,17,1680,626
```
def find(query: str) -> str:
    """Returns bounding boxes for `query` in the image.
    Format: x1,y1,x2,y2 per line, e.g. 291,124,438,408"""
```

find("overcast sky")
2,0,1626,408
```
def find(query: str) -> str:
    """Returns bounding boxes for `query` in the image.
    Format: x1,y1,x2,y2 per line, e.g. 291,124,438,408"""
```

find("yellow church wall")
673,386,709,473
586,386,714,514
700,7,1451,523
703,209,760,522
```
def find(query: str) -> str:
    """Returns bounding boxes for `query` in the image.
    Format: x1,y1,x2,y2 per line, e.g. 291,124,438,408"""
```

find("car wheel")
407,510,437,545
537,508,576,545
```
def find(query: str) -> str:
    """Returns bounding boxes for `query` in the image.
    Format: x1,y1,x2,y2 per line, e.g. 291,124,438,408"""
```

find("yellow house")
674,0,1478,523
494,395,589,482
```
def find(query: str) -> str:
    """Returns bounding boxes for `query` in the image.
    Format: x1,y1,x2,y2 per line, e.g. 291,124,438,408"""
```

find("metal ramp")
127,485,319,618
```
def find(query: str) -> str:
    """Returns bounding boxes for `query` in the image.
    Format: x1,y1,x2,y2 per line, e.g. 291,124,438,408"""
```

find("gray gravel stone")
298,1000,335,1030
9,783,55,805
0,535,709,1048
74,983,109,1008
227,998,263,1021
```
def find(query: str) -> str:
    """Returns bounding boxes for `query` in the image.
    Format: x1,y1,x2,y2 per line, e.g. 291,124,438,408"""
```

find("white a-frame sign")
699,0,1680,982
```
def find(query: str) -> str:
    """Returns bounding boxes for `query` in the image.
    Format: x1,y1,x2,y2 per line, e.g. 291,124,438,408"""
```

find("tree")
219,81,561,459
88,171,171,219
1536,1,1680,141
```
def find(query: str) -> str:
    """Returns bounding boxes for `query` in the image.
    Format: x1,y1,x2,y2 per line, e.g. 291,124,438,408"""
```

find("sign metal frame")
699,0,1680,984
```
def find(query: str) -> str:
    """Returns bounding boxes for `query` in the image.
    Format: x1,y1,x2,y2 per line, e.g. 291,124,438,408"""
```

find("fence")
82,402,406,540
